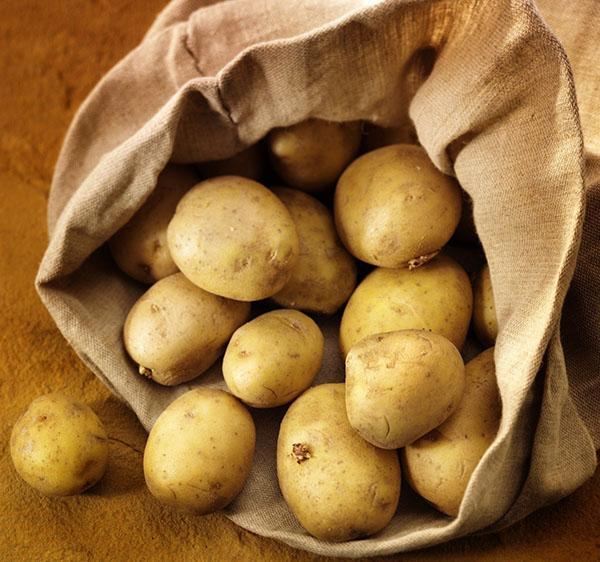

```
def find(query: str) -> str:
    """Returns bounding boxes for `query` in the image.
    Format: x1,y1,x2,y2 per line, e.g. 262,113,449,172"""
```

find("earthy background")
0,1,598,561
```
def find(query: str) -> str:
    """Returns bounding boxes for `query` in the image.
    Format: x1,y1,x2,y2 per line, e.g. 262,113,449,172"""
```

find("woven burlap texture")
36,0,599,557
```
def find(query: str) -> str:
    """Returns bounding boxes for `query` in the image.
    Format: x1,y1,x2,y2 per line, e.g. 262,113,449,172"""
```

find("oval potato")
473,264,498,346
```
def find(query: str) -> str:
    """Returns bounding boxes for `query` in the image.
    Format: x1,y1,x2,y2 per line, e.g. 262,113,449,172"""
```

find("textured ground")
0,1,598,561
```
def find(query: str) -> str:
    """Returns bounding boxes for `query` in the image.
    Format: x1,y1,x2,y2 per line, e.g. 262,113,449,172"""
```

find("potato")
199,144,265,182
109,164,199,283
277,383,400,541
10,393,108,496
271,188,357,313
346,330,465,449
144,388,255,513
223,309,323,408
473,264,498,346
402,348,500,516
167,176,299,301
124,273,250,386
334,144,462,268
339,254,473,356
268,119,361,192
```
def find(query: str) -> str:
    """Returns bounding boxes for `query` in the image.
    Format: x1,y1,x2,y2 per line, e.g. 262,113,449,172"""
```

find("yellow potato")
109,164,199,283
167,176,299,301
124,273,250,386
268,119,361,192
473,264,498,346
199,144,265,182
223,309,323,408
10,393,108,496
402,348,500,516
346,330,465,449
339,254,473,356
334,144,462,268
144,388,255,513
277,383,400,541
271,188,357,314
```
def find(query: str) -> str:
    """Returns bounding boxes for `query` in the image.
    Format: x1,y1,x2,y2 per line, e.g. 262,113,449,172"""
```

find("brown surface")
0,1,598,561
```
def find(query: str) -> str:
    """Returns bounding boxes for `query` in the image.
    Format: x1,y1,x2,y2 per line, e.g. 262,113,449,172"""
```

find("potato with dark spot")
268,119,362,192
124,273,250,386
271,188,357,314
167,176,299,301
346,330,465,449
109,164,199,283
198,143,265,182
473,264,498,346
334,144,462,268
402,348,500,516
10,393,108,496
339,254,473,356
223,309,323,408
277,384,400,541
144,388,255,513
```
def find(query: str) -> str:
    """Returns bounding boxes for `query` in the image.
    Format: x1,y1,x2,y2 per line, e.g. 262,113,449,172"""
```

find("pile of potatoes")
11,118,501,541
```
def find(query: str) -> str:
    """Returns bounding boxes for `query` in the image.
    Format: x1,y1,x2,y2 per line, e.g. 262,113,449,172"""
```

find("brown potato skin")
109,164,199,283
268,119,362,192
339,254,473,356
473,264,498,346
277,384,401,542
334,144,462,268
271,188,357,314
123,273,250,386
402,348,500,516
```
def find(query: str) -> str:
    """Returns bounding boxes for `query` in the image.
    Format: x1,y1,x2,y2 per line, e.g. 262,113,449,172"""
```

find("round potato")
167,176,299,301
473,264,498,346
124,273,250,386
271,188,357,314
109,164,199,283
144,388,255,513
10,393,108,496
334,144,462,268
223,309,324,408
277,383,400,541
199,143,265,182
402,348,500,516
346,330,465,449
339,254,473,356
268,119,361,192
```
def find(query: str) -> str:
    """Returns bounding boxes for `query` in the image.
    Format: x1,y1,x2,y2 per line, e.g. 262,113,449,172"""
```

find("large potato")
109,165,199,283
144,388,255,513
339,254,473,356
223,309,323,408
277,383,400,541
346,330,465,449
268,119,361,192
271,188,357,314
334,144,462,268
124,273,250,386
167,176,299,301
10,393,108,496
473,264,498,346
402,348,500,516
199,144,265,182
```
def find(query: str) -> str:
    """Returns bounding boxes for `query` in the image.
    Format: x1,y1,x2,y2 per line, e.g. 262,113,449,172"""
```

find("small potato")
223,309,323,408
334,144,462,268
199,144,265,182
473,264,498,346
167,176,299,301
124,273,250,386
109,164,199,283
402,348,500,516
346,330,465,449
10,393,108,496
339,254,473,356
144,388,255,513
277,384,400,541
268,119,361,192
271,188,357,314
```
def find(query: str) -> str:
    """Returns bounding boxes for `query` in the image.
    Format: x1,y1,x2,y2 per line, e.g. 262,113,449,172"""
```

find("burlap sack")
36,0,599,556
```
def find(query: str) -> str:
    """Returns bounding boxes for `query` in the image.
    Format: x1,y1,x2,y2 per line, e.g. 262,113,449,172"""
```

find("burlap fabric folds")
36,0,599,556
